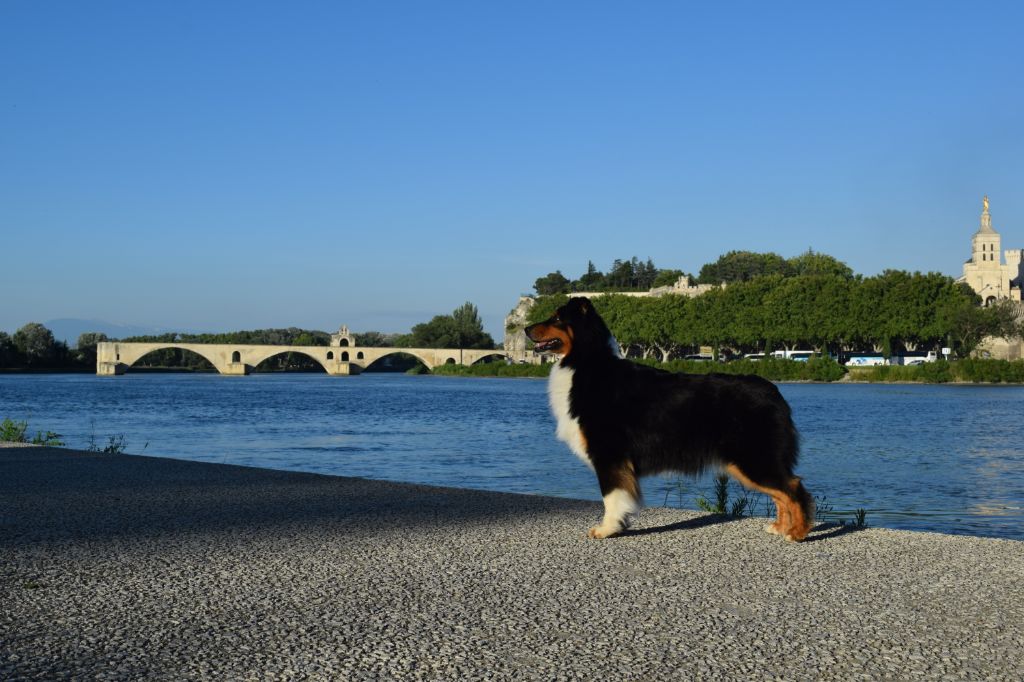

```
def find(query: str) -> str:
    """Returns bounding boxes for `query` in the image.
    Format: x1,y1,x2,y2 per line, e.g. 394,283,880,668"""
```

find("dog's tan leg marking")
724,464,808,541
782,477,814,542
764,496,788,535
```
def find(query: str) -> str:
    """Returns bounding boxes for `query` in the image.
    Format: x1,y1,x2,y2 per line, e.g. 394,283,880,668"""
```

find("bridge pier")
326,362,362,376
223,362,250,376
97,362,126,376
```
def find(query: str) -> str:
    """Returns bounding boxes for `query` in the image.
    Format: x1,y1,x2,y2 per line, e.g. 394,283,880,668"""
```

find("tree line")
0,324,86,370
532,250,854,296
526,270,1023,360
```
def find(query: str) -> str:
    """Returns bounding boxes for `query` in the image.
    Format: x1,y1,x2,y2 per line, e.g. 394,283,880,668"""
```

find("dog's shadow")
801,521,867,542
623,513,740,537
623,516,866,541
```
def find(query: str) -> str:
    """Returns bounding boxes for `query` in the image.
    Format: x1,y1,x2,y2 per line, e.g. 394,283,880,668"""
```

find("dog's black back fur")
528,296,813,540
559,299,799,483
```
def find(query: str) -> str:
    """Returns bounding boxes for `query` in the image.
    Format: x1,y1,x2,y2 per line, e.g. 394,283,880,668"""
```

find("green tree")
576,261,606,290
938,295,1022,357
409,302,495,349
697,251,788,284
0,331,20,368
13,323,57,367
534,271,571,295
714,275,783,353
525,294,570,326
354,331,395,347
75,332,109,367
639,295,688,361
607,257,645,289
594,295,646,356
785,249,854,279
652,269,686,288
451,301,495,349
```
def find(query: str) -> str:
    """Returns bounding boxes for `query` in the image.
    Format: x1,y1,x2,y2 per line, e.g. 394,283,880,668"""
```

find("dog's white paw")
588,524,621,539
764,522,783,535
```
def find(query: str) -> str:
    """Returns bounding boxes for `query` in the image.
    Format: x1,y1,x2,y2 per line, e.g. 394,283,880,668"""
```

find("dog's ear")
576,296,591,315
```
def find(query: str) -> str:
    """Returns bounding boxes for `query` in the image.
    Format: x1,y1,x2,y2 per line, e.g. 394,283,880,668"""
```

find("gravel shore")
2,447,1021,680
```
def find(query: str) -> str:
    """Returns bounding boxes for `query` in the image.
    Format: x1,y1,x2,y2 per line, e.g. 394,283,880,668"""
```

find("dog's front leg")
589,465,641,539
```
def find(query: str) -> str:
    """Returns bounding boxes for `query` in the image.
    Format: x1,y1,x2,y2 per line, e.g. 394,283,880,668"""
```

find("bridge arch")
363,349,433,373
469,351,508,366
123,345,220,372
248,349,331,373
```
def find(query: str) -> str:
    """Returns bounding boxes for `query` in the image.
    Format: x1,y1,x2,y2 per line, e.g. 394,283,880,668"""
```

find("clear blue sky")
3,2,1023,340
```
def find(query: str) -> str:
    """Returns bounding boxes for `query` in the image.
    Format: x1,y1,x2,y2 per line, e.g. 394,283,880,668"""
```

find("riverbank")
1,447,1020,680
436,357,1024,384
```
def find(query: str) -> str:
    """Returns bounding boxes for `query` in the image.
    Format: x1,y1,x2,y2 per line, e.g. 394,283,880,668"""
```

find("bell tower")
970,195,1001,269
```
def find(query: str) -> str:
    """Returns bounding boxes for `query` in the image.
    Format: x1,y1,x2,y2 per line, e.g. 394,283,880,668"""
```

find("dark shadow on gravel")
623,513,740,537
802,522,867,542
0,448,598,546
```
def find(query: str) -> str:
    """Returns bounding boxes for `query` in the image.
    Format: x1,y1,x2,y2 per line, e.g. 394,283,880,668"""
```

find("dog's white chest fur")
548,362,592,469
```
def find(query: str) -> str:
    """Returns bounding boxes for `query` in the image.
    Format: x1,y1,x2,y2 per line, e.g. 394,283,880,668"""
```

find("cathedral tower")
960,196,1023,303
970,196,1001,271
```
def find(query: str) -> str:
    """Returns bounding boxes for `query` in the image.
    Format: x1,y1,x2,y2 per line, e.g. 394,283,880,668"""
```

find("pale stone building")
959,196,1024,304
958,196,1024,360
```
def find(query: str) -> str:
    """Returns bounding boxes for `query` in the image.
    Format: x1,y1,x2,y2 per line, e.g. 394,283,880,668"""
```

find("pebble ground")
1,447,1021,680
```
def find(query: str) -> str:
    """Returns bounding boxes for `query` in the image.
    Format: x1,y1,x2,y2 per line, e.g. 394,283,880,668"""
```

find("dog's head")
524,297,614,359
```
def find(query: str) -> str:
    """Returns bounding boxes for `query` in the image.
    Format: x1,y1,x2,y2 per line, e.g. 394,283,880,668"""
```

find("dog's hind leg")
589,462,641,539
724,464,813,542
783,476,815,541
763,494,791,536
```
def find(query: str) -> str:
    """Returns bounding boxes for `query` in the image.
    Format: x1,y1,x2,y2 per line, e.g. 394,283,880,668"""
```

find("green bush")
430,362,553,378
0,417,29,442
0,417,64,446
804,357,847,382
952,358,1024,383
636,357,845,382
851,359,1024,384
429,356,1024,383
918,360,953,383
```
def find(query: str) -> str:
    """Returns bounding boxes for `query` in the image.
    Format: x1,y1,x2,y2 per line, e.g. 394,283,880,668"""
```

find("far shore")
5,366,1024,385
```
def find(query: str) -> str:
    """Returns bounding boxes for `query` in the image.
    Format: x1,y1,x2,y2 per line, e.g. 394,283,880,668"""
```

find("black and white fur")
525,297,814,541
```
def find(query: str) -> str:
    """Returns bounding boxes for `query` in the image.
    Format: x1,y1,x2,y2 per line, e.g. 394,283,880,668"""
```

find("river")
1,373,1021,540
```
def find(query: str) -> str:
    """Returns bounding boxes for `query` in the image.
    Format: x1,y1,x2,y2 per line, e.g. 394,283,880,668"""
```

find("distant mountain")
43,319,185,348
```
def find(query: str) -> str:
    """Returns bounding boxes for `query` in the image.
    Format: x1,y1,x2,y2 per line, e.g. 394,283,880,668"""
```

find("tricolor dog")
525,297,814,541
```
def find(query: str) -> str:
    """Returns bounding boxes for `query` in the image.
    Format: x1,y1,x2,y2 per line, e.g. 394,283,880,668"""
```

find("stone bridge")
96,341,513,376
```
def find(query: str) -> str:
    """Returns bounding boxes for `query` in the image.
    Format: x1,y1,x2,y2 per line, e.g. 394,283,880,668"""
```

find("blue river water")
1,373,1022,540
